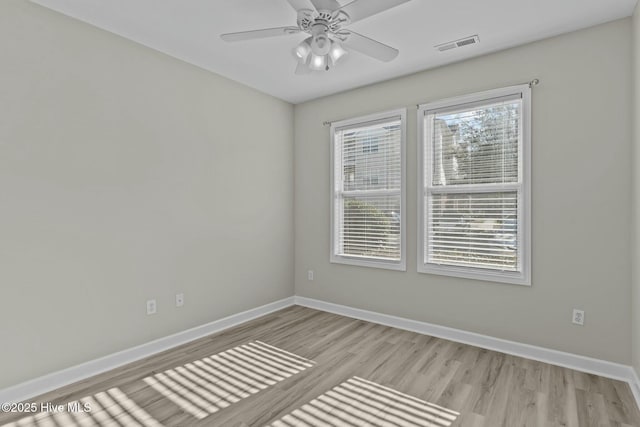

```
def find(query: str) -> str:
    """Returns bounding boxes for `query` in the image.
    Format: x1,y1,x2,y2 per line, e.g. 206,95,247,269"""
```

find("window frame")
417,85,531,285
330,108,407,271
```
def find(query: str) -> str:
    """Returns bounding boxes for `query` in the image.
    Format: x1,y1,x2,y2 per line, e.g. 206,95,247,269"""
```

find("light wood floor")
1,306,639,426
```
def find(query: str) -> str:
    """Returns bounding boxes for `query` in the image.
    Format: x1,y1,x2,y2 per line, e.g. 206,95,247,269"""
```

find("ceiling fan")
220,0,411,74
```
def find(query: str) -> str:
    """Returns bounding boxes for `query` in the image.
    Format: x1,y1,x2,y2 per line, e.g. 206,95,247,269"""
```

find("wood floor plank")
1,306,638,427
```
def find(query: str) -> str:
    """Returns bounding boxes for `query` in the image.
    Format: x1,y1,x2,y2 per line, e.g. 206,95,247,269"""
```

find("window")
331,109,406,270
417,85,531,285
362,137,379,153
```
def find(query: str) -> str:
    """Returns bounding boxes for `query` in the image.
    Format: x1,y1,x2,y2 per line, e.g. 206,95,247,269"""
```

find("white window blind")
331,110,406,270
418,86,531,285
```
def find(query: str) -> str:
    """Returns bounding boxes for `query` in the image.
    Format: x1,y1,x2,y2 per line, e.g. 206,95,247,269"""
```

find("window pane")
339,195,401,261
339,121,401,192
426,192,518,271
431,100,520,186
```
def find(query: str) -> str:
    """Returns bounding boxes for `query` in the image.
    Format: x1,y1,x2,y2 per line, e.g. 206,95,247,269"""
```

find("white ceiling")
31,0,638,104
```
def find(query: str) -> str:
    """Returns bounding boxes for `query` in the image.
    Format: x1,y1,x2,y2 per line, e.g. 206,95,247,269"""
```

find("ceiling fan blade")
340,0,411,24
309,0,341,11
342,31,399,62
221,27,300,42
295,61,312,75
286,0,317,11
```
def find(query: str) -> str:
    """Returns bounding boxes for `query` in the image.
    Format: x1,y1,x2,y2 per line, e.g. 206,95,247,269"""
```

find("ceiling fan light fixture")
311,33,331,56
309,53,327,71
329,41,347,64
294,38,312,61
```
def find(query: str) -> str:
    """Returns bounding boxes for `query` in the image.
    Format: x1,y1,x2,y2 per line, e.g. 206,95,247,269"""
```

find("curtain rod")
415,79,539,110
322,79,540,127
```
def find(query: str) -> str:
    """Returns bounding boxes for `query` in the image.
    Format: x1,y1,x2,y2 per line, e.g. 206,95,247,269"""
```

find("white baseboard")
631,367,640,413
0,297,295,404
294,296,640,394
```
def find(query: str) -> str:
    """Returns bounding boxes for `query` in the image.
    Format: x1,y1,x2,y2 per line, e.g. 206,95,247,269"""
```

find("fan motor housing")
297,9,348,34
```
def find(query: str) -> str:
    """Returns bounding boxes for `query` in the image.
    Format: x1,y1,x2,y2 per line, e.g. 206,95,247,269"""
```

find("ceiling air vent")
435,35,480,52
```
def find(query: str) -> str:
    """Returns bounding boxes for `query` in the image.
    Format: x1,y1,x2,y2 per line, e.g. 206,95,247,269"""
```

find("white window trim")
417,85,531,285
330,108,407,271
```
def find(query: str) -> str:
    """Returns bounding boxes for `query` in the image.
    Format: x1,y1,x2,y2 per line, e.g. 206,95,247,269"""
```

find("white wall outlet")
146,299,157,315
176,293,184,307
572,309,585,325
308,270,314,281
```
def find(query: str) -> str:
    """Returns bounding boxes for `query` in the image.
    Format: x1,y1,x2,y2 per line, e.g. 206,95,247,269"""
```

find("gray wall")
294,19,632,364
633,3,640,377
0,0,294,388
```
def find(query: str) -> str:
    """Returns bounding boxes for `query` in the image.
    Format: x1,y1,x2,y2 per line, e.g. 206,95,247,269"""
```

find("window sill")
331,255,406,271
418,263,530,286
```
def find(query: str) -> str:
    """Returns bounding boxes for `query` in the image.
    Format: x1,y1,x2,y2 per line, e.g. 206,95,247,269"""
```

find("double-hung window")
418,86,531,285
331,109,406,270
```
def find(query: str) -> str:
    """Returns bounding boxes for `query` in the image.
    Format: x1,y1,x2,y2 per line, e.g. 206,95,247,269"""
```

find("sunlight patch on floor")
1,387,162,427
269,376,460,427
143,340,315,420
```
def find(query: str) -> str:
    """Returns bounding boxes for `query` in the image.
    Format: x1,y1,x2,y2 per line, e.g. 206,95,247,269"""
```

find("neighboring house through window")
362,135,379,153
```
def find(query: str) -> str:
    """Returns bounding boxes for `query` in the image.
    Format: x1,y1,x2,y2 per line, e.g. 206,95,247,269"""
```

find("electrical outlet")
176,293,184,307
572,309,584,325
146,299,157,315
308,270,314,281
